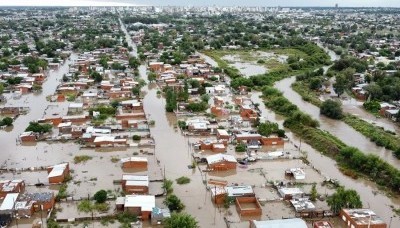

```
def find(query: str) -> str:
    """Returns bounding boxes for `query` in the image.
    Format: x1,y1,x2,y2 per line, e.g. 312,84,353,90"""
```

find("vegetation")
320,99,343,119
163,179,174,194
165,87,177,112
257,121,285,137
327,187,362,214
164,194,185,212
186,102,208,112
132,135,141,141
93,190,107,203
235,143,246,152
25,122,52,133
56,183,68,201
0,117,13,127
117,212,138,227
176,176,191,185
164,213,199,228
310,183,318,202
73,155,93,164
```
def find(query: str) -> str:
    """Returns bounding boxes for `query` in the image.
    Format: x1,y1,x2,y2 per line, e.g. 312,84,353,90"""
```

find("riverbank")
292,80,400,157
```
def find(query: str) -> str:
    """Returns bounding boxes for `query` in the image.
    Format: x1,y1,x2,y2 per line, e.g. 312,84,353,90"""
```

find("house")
151,207,171,225
68,103,84,114
313,221,334,228
260,137,284,146
149,62,164,72
0,193,19,213
216,129,230,140
339,209,387,228
278,188,304,200
58,122,72,134
206,153,237,171
19,131,37,142
123,195,155,220
93,136,127,147
121,175,149,194
47,163,70,184
19,192,55,211
250,218,308,228
186,119,210,132
0,180,25,198
285,168,306,180
226,185,255,198
121,157,148,169
235,197,262,217
290,198,316,212
210,187,226,205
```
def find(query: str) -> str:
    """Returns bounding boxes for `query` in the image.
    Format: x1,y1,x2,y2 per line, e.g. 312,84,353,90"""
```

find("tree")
0,117,13,126
257,122,279,137
0,83,4,94
333,74,347,97
93,190,107,203
327,187,362,214
128,57,140,69
148,72,157,82
310,183,317,202
164,194,185,212
26,122,52,133
320,99,343,119
164,213,198,228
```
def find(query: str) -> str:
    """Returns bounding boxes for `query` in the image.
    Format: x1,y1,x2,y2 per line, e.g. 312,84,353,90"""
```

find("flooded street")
0,54,78,169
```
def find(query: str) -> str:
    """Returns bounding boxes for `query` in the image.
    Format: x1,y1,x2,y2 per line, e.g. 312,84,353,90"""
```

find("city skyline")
1,0,400,7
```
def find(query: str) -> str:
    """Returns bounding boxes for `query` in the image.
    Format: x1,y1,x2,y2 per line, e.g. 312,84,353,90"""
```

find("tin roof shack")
121,157,148,169
250,218,308,228
206,154,237,171
121,175,149,195
186,119,210,133
339,209,387,228
151,207,171,225
19,131,37,142
235,197,262,218
194,139,227,153
20,192,55,212
0,180,25,198
123,195,155,220
278,188,305,200
285,168,306,180
313,221,334,228
93,136,127,147
226,186,255,198
14,200,35,218
290,198,316,213
210,187,226,205
47,163,70,184
68,103,84,115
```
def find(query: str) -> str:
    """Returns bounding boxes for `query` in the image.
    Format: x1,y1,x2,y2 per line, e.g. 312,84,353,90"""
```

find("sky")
0,0,399,8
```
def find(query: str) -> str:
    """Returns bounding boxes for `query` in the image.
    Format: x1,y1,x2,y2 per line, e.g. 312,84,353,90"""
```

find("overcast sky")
0,0,399,7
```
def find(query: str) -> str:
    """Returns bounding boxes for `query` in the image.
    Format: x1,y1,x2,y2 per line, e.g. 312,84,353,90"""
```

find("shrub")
73,155,92,164
235,143,246,152
93,190,107,203
176,176,191,185
320,99,343,119
164,194,185,212
132,135,141,141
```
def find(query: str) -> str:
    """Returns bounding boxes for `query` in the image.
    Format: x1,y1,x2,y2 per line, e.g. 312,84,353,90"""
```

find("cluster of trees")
338,147,400,192
320,99,343,119
257,121,285,137
22,56,48,73
364,69,400,102
89,105,116,117
25,122,52,133
327,187,362,214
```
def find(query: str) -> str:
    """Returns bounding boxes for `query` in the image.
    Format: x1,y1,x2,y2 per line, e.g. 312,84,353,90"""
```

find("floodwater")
222,54,267,77
275,76,400,168
110,24,400,227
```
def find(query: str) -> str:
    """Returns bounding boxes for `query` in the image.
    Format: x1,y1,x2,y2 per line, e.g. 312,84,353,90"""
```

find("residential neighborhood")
0,3,399,228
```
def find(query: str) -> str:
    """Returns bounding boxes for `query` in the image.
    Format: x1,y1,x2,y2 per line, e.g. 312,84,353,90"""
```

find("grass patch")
176,176,191,185
110,157,120,163
74,155,92,164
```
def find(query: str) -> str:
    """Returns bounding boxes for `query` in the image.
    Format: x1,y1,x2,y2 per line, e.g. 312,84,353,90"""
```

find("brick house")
206,153,237,171
47,163,70,184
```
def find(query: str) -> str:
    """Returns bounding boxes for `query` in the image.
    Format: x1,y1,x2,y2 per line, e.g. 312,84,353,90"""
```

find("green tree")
164,213,198,228
0,117,13,126
257,121,279,137
148,72,157,82
333,74,347,97
93,190,107,203
310,183,317,202
320,99,343,119
164,194,185,212
25,122,52,133
128,57,140,69
327,187,362,214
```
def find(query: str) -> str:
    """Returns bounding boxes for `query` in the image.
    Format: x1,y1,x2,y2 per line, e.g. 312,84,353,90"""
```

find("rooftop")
342,208,386,225
251,218,308,228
